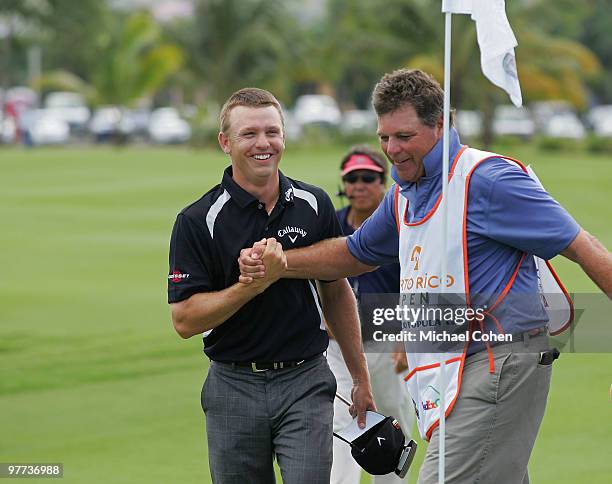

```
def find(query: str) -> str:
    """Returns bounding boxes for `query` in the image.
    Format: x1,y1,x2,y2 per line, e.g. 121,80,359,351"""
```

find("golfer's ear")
218,131,230,154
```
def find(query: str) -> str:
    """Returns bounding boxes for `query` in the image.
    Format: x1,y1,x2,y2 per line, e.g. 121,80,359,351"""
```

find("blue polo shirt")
346,128,580,336
337,206,400,341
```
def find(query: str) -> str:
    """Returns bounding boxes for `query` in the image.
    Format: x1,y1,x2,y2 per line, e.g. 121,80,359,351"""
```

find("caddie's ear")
218,131,230,154
434,115,444,139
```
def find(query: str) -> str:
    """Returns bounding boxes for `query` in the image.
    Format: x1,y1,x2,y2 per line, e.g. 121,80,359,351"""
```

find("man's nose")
386,137,402,155
255,132,270,148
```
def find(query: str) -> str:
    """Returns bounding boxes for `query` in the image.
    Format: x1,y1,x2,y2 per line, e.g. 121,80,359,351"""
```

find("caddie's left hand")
350,381,376,429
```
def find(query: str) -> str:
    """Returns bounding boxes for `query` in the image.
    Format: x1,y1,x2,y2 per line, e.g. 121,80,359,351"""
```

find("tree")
38,11,183,108
580,0,612,103
306,0,435,108
405,2,601,146
182,0,301,105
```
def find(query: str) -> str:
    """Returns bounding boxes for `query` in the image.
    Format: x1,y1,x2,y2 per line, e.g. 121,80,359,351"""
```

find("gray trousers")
201,355,336,484
418,334,553,484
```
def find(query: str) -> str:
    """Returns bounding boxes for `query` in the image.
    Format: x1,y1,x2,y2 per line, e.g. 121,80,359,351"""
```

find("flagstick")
438,9,453,484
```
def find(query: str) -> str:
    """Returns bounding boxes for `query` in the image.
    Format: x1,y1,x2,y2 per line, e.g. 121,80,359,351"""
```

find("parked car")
1,114,17,143
588,105,612,137
20,109,70,145
148,107,191,144
44,92,90,131
531,100,574,132
282,109,303,141
341,109,377,135
543,112,585,139
493,105,535,138
126,108,151,138
455,110,482,138
293,94,342,128
89,106,135,142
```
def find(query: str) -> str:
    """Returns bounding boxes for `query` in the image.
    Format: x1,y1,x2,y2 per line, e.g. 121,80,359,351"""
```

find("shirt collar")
221,166,295,208
391,127,462,190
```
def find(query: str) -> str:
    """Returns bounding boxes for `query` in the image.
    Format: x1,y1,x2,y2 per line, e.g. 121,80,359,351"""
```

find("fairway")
1,144,610,483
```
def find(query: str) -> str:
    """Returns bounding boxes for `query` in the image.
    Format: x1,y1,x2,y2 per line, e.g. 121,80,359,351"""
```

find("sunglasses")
342,173,381,184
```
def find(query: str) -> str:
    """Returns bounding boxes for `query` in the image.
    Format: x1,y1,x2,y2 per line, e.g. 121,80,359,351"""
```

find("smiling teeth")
254,154,271,160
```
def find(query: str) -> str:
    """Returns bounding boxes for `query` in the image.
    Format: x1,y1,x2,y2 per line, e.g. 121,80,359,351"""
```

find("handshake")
238,238,287,290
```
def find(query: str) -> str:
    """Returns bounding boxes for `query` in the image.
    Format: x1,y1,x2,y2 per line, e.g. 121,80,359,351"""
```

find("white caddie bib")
396,146,573,440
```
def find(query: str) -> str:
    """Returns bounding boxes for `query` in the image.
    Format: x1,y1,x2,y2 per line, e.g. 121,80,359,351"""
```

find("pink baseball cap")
341,154,385,176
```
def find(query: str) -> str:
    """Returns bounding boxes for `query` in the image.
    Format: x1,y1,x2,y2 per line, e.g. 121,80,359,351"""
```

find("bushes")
535,135,612,154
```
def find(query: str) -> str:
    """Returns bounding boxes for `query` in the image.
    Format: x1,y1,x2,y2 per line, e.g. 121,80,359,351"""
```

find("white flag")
442,0,522,107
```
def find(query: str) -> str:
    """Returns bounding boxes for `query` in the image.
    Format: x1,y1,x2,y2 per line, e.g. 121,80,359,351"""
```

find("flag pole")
438,7,453,484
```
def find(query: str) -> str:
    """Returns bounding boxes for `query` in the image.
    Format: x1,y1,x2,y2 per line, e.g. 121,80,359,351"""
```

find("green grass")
0,143,610,483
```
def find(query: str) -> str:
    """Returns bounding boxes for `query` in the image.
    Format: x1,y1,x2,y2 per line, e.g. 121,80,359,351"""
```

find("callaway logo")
168,270,190,283
278,226,307,243
377,437,386,446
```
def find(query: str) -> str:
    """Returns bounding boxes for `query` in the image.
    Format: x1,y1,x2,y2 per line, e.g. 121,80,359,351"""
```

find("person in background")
329,145,414,484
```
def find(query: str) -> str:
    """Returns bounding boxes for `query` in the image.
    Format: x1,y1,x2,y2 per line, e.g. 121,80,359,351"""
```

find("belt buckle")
251,362,268,372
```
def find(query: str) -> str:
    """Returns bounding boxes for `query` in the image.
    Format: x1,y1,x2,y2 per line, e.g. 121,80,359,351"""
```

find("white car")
1,114,17,143
588,105,612,137
20,109,70,145
543,112,585,139
148,108,191,144
44,92,90,131
455,110,482,138
89,106,135,142
493,105,535,138
293,95,342,127
341,109,377,135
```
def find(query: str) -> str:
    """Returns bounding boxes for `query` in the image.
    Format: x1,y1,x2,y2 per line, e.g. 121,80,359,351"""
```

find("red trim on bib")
402,145,468,227
544,260,574,335
424,346,468,441
403,356,464,382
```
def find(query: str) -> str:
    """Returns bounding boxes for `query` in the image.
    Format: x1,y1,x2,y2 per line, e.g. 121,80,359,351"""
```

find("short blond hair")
219,87,284,134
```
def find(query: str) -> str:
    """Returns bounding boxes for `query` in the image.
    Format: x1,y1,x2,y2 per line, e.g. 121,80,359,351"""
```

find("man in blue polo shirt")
239,70,612,483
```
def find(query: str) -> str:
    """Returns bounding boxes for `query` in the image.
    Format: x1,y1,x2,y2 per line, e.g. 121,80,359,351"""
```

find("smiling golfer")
167,88,374,484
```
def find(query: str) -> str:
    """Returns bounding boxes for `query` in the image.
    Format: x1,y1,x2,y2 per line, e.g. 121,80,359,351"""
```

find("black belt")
228,353,320,372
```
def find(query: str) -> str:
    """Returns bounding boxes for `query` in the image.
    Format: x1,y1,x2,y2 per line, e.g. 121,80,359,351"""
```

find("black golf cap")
334,410,410,475
349,416,406,475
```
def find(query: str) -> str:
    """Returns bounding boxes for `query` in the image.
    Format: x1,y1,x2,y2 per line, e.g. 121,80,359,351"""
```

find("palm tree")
405,4,601,147
185,0,301,105
37,11,183,109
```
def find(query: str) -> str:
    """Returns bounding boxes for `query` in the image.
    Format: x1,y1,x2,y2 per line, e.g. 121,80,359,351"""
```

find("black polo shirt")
168,166,343,362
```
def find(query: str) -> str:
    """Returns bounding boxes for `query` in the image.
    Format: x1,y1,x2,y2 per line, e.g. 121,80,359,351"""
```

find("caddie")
238,69,612,483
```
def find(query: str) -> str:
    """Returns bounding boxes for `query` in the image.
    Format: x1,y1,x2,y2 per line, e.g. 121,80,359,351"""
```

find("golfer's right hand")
350,381,376,429
260,238,287,284
239,238,267,283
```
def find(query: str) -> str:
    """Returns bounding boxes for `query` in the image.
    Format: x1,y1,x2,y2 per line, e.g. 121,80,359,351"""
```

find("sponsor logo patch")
421,385,441,412
168,270,190,283
278,225,307,243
